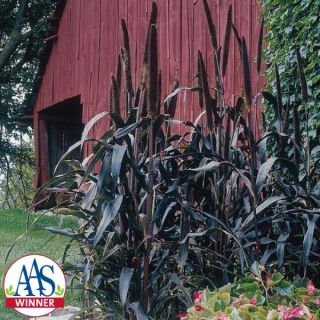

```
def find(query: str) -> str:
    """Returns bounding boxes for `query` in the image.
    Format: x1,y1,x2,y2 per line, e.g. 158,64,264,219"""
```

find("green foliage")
0,0,57,131
180,264,320,319
0,137,35,209
34,1,320,319
0,1,57,200
261,0,320,176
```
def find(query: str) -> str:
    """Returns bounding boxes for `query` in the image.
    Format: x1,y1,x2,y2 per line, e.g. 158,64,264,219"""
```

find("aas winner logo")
3,254,66,317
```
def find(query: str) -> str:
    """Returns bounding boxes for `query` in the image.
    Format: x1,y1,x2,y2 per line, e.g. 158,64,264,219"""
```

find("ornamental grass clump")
28,1,320,319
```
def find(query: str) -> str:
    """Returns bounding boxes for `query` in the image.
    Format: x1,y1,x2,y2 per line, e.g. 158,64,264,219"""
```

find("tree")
0,138,35,209
0,0,57,208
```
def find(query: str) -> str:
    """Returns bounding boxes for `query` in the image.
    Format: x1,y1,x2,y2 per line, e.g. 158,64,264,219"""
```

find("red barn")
32,0,263,187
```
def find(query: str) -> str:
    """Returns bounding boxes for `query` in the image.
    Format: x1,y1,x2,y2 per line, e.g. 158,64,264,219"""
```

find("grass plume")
198,50,213,131
147,24,158,118
240,37,252,111
293,103,301,165
202,0,218,51
116,52,122,91
121,19,134,97
257,17,264,74
111,74,120,116
196,57,204,110
295,47,308,102
275,64,283,118
222,5,232,77
139,2,158,90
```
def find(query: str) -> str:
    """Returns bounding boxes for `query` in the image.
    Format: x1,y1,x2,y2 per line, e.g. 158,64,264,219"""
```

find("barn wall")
34,0,263,185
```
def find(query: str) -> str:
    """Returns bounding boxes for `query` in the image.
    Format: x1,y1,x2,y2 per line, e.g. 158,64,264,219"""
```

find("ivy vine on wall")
261,0,320,193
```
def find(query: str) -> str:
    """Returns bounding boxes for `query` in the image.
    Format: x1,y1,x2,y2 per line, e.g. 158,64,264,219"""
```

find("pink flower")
195,305,204,312
315,298,320,305
307,281,317,295
177,313,188,319
248,297,257,305
193,291,203,304
265,274,272,282
278,306,305,320
216,312,231,320
265,274,272,289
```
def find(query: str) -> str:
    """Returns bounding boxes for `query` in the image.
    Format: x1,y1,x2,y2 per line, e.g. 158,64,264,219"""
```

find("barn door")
47,121,83,177
37,96,83,186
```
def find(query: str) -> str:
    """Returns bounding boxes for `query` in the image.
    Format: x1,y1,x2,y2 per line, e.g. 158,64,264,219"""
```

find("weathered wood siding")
34,0,263,185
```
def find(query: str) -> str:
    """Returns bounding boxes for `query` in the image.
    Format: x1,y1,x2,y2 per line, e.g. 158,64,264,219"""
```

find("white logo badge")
3,254,66,317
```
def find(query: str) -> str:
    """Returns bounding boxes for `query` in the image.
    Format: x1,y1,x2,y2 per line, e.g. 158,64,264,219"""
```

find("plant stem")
143,119,155,310
247,112,260,259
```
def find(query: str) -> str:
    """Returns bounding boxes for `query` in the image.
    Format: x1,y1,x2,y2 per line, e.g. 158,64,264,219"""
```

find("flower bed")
179,264,320,320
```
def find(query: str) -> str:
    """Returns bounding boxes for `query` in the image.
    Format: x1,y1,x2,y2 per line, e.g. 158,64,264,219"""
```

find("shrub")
179,263,320,320
0,137,34,209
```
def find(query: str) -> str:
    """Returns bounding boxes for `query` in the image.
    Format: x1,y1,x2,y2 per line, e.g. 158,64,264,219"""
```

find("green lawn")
0,209,80,319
